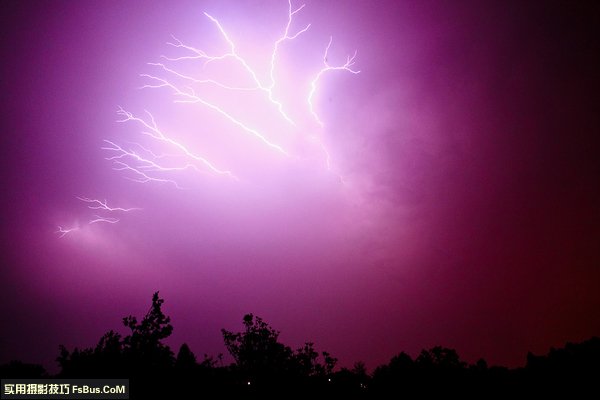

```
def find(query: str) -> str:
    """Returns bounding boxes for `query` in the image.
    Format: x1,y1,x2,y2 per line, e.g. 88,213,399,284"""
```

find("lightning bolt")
135,1,357,178
103,107,238,189
77,196,142,212
158,1,310,129
56,197,139,238
56,226,78,238
147,62,257,91
308,36,360,127
137,0,315,159
137,76,289,155
115,108,238,178
89,216,120,224
198,8,306,126
266,0,311,123
102,139,187,189
58,1,360,239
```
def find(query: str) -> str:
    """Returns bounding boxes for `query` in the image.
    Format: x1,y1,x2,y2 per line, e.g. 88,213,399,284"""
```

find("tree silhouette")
222,313,294,380
0,361,47,378
295,342,321,376
321,351,338,375
175,343,197,370
122,291,174,372
220,313,342,394
416,346,465,370
57,292,174,380
40,293,600,397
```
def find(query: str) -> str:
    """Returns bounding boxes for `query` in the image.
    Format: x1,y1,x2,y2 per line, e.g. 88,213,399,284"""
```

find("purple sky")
1,0,599,373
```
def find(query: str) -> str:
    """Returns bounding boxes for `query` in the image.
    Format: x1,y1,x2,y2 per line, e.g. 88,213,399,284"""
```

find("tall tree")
122,291,174,370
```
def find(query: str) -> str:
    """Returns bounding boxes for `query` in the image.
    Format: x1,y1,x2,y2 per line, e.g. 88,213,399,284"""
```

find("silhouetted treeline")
1,292,598,397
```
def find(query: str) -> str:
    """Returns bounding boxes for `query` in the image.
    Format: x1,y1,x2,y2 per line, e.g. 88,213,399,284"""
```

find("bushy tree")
57,292,174,377
122,291,174,371
416,346,466,370
222,313,294,378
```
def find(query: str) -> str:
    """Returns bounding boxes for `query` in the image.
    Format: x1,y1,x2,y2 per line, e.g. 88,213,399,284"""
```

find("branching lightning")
58,1,360,238
131,0,358,175
109,0,360,184
56,197,141,238
265,1,311,123
101,107,238,189
114,107,236,174
56,226,78,238
156,1,310,129
137,3,310,154
308,36,360,127
137,75,289,155
102,139,186,189
77,196,142,212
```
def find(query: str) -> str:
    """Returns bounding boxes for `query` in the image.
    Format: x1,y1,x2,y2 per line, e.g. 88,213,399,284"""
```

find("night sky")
1,0,599,373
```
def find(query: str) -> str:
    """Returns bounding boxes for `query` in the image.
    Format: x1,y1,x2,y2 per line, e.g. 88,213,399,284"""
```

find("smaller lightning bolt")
308,37,360,127
201,12,264,85
265,0,311,124
163,16,277,118
102,139,187,189
77,196,141,212
163,34,233,66
307,134,346,184
148,62,258,91
314,137,332,170
139,76,289,155
269,1,311,89
89,216,120,224
104,106,239,188
56,226,78,238
127,141,182,161
116,107,238,177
